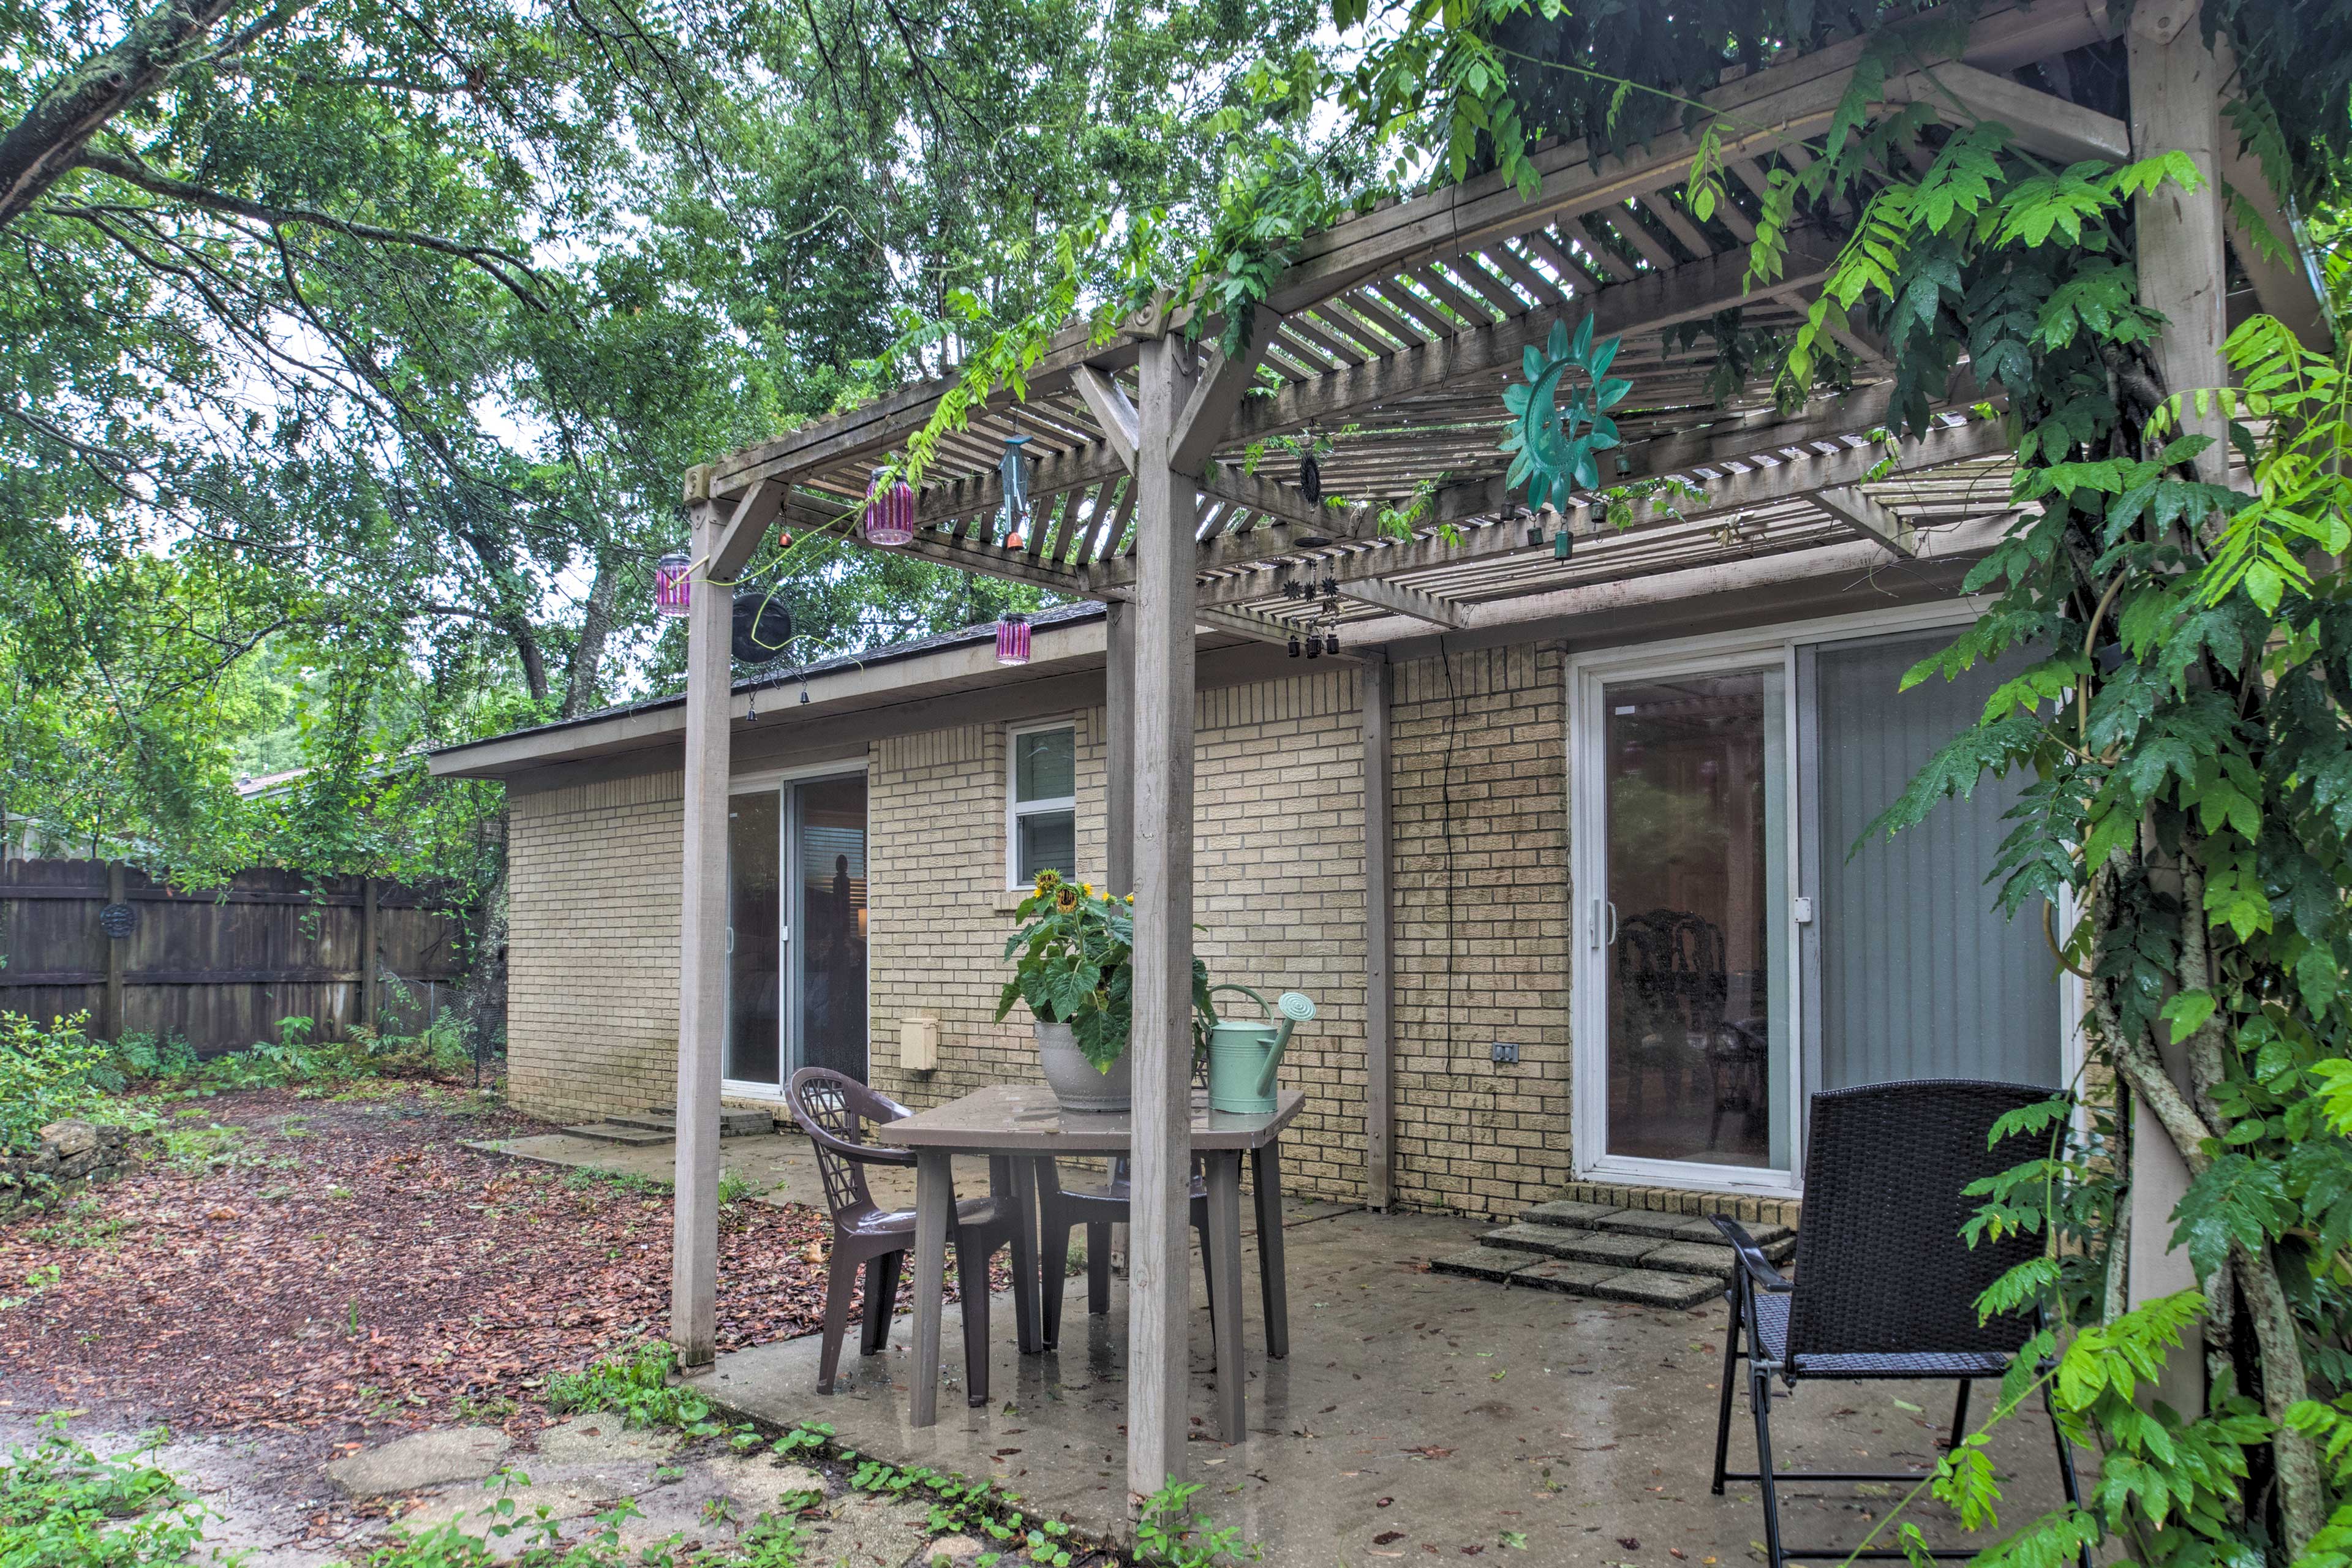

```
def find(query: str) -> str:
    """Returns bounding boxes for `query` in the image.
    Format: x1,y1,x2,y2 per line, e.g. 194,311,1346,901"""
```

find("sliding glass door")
1575,657,1796,1187
1572,614,2068,1195
724,773,869,1093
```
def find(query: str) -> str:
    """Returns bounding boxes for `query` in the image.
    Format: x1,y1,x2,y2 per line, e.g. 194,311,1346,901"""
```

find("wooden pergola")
662,0,2322,1508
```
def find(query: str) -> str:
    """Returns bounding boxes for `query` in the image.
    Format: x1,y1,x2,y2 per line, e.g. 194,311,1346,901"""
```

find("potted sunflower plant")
995,870,1216,1112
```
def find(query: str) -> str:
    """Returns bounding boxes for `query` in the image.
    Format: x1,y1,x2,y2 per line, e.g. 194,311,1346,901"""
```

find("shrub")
0,1012,108,1153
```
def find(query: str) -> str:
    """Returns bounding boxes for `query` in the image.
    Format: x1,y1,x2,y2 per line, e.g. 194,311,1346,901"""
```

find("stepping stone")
1529,1229,1663,1267
1588,1269,1721,1309
328,1427,513,1499
1642,1240,1742,1280
1431,1247,1547,1284
1586,1208,1697,1241
1513,1258,1621,1295
1477,1223,1594,1258
1521,1199,1618,1229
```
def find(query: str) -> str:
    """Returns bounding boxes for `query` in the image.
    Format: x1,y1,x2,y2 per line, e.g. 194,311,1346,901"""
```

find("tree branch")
72,150,552,309
0,0,243,231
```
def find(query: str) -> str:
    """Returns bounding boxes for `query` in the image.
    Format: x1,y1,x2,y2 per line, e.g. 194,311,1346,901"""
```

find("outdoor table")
886,1082,1303,1439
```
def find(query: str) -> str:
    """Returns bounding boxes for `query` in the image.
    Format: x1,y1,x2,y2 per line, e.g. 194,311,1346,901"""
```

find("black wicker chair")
1711,1080,2087,1568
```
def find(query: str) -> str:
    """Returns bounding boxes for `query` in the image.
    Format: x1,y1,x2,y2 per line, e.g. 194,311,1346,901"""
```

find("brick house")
429,569,2076,1231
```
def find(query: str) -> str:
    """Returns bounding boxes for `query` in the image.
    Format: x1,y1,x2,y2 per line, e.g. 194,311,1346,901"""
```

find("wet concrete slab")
688,1207,2089,1566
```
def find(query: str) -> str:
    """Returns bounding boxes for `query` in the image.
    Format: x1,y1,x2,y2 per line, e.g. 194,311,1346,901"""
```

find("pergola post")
671,503,732,1368
1104,600,1136,897
1361,652,1394,1210
2125,5,2230,1418
1126,334,1199,1507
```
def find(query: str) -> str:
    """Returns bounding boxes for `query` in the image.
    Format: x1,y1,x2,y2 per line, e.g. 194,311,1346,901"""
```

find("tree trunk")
0,0,244,230
559,552,620,719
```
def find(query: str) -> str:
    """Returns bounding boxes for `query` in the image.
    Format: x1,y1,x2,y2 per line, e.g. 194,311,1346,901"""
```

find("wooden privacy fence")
0,860,468,1054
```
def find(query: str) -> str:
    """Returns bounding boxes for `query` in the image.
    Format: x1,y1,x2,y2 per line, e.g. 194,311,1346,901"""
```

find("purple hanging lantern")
653,549,692,617
995,611,1031,666
863,467,915,547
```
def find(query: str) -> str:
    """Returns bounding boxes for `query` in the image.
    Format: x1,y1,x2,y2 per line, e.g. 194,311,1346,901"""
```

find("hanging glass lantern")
997,434,1032,540
862,467,915,547
995,611,1031,666
653,549,692,617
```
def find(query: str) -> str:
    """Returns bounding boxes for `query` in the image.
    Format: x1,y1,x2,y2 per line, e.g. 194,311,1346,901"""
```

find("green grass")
544,1340,714,1431
0,1418,227,1567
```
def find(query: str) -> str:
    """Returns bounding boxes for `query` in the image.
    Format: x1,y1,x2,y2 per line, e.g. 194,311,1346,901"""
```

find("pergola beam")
1340,576,1466,628
1812,484,1920,557
1072,366,1140,472
1192,416,2008,606
1231,233,1843,448
1171,307,1280,473
1199,462,1377,538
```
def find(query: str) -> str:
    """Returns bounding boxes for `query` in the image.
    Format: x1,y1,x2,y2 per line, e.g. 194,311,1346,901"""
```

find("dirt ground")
0,1080,871,1559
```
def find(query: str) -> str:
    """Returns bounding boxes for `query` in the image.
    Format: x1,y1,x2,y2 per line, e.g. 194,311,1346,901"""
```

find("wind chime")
1281,563,1341,659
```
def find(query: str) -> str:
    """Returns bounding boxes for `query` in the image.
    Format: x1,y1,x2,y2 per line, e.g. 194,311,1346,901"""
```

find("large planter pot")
1035,1020,1131,1113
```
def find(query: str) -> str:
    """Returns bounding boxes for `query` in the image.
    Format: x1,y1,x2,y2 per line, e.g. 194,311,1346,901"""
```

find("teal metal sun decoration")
1499,314,1632,511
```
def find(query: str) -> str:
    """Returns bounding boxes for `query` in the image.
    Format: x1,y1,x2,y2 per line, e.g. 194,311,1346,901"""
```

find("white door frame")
1564,599,2043,1197
722,758,873,1101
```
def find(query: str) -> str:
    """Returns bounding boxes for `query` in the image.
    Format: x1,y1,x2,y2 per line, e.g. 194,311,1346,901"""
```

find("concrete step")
560,1122,676,1146
601,1108,774,1138
1518,1199,1797,1261
1430,1246,1719,1309
1475,1224,1759,1283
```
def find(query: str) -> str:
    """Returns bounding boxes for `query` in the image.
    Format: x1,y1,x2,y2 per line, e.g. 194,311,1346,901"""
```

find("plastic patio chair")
1035,1156,1217,1350
1710,1079,2089,1568
785,1067,1035,1404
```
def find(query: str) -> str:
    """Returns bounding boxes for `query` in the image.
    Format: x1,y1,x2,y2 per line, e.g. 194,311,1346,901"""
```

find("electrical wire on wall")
1431,634,1501,1140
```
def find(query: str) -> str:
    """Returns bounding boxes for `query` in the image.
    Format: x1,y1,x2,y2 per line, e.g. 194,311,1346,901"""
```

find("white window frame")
1006,719,1079,888
1564,597,2082,1197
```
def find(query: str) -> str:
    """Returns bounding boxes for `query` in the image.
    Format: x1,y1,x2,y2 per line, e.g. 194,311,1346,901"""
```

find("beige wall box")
900,1014,941,1074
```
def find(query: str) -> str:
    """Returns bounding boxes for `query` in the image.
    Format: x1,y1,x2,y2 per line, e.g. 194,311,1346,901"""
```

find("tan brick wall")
505,771,688,1125
867,670,1374,1204
500,648,1593,1221
1389,643,1574,1219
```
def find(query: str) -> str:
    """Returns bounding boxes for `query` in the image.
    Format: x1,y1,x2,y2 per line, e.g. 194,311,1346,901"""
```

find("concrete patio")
687,1205,2086,1564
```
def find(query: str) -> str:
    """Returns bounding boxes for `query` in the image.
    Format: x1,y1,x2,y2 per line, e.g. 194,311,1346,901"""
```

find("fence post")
360,877,379,1033
102,861,126,1041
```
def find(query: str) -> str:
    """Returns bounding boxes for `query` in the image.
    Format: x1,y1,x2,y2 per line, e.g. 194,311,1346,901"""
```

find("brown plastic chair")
785,1068,1036,1403
1035,1157,1215,1351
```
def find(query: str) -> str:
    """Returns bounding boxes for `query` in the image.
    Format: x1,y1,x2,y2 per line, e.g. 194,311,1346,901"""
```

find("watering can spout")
1259,992,1317,1099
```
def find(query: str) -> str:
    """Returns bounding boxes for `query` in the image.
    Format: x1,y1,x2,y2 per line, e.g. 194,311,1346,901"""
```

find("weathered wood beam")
913,439,1128,532
2220,130,2331,349
1128,334,1197,1495
1229,232,1842,449
1340,576,1466,628
1812,484,1920,557
1072,366,1140,472
2123,0,2226,1426
1881,59,2129,163
1262,4,2107,312
1194,416,2008,605
1195,603,1311,647
669,503,732,1370
1199,462,1378,538
1171,307,1280,473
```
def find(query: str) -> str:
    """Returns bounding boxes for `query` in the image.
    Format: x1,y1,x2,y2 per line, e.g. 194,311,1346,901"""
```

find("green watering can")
1205,985,1316,1115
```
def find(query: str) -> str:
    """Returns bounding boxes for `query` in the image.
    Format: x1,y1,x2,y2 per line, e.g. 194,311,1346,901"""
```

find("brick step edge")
603,1110,774,1137
1518,1199,1798,1255
1431,1248,1719,1310
560,1123,674,1146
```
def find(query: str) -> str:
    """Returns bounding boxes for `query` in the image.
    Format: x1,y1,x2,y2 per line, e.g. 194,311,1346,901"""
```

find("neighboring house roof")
428,600,1116,781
